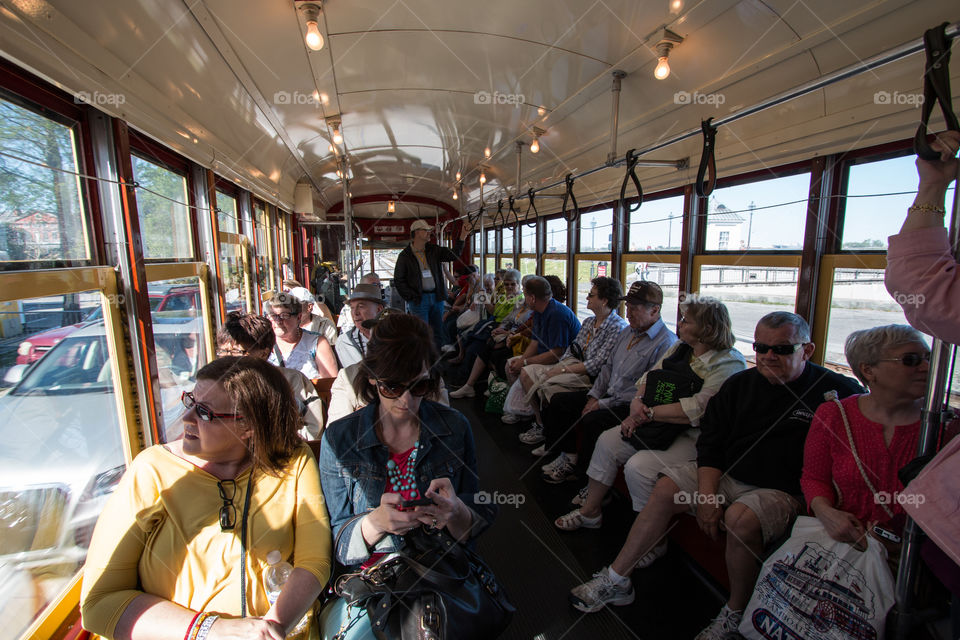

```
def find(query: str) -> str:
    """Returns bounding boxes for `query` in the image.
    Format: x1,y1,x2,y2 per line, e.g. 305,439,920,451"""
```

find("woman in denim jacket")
318,313,495,638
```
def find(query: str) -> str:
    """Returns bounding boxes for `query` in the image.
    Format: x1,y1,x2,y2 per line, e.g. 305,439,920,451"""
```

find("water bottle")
264,550,309,636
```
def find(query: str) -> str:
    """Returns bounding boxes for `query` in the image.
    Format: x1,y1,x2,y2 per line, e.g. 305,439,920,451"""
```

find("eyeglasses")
216,345,248,357
182,391,244,422
877,352,931,367
217,479,237,531
753,342,805,356
267,312,295,322
376,377,433,399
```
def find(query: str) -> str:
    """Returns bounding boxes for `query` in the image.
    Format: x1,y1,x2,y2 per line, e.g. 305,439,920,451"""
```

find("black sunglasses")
217,479,237,531
753,342,805,356
182,391,244,422
376,377,433,399
877,352,931,367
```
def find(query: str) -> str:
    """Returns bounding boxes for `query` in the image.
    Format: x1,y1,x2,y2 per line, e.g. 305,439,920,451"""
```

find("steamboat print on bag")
749,543,878,640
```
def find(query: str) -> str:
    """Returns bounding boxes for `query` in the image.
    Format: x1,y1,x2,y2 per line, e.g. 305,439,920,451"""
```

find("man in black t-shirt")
568,312,862,640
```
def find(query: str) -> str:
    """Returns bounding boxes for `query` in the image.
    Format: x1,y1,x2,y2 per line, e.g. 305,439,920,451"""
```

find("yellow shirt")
80,443,331,636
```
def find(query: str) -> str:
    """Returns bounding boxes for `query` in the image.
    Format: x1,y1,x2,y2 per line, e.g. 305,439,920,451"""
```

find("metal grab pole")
608,70,626,165
891,161,960,639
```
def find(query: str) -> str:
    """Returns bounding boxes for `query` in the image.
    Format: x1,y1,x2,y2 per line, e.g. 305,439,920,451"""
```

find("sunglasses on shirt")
376,377,433,399
752,342,805,356
877,352,931,367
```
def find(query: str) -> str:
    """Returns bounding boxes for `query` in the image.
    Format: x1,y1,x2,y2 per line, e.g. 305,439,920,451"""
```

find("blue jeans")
407,292,446,348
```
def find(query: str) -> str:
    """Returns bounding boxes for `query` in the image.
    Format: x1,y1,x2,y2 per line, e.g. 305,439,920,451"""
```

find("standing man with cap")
335,283,384,368
394,219,471,348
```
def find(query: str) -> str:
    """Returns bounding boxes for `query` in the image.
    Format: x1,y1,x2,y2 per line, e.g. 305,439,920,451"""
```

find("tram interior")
0,0,958,639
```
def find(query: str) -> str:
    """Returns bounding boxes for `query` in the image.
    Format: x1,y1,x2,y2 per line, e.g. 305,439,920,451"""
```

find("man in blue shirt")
506,276,580,382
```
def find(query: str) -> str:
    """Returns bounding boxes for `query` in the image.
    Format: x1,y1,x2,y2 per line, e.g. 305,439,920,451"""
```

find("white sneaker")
542,453,567,472
531,444,548,457
569,567,634,613
501,413,519,424
694,605,744,640
518,424,544,445
449,384,475,399
635,540,668,569
554,508,602,531
571,485,590,506
543,455,577,484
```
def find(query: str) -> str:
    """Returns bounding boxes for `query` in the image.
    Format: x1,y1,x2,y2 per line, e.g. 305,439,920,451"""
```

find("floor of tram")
455,394,724,640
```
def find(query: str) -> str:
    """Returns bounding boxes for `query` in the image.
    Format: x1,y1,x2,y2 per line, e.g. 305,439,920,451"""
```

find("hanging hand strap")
239,471,255,617
494,199,505,227
695,117,717,197
826,391,896,520
561,173,579,222
914,23,959,161
619,149,644,214
524,188,539,227
507,195,520,228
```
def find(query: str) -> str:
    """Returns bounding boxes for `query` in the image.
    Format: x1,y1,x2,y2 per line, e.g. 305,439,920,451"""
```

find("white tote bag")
739,516,895,640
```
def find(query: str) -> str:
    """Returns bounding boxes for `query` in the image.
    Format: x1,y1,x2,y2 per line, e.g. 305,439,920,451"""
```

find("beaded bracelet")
187,612,213,640
194,614,220,640
184,612,202,640
908,203,946,214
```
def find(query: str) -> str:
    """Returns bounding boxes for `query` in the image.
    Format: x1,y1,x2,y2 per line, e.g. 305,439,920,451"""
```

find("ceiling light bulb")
319,92,329,104
479,172,486,185
452,191,458,200
484,147,491,158
305,20,324,51
530,138,540,154
387,200,396,213
654,56,671,80
537,106,546,117
455,171,461,181
333,128,343,144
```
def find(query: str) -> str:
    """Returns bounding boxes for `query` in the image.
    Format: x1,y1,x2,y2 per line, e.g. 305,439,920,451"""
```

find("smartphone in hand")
872,525,902,544
398,497,435,511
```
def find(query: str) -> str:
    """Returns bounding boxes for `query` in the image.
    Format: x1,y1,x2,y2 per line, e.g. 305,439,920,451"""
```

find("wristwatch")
646,406,655,420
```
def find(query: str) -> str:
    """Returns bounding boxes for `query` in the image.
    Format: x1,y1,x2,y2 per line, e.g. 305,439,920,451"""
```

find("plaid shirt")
562,311,627,377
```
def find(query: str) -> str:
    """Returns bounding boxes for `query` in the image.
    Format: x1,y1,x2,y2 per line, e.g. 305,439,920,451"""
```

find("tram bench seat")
610,472,730,591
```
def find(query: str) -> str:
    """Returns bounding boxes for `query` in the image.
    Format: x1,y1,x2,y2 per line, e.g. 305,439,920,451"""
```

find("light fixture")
299,3,325,51
479,171,486,185
530,126,545,154
452,190,458,200
319,92,330,105
455,171,461,181
653,29,683,80
537,106,546,117
333,128,343,144
387,200,396,214
669,0,683,13
484,146,491,158
327,117,343,145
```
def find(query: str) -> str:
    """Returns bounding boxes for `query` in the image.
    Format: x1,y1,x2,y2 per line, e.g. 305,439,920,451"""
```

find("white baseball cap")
410,219,433,232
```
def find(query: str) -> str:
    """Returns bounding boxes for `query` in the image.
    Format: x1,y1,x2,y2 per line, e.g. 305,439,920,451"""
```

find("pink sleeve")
885,227,960,344
801,403,838,511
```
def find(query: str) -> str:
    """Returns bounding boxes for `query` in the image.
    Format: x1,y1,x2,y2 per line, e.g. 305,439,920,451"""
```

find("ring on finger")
432,518,439,528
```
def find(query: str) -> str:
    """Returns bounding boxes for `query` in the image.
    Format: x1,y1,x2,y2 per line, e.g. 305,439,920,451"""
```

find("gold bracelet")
908,203,946,215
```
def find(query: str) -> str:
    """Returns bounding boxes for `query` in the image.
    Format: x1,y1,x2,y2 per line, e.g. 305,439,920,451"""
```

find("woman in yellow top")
80,357,332,640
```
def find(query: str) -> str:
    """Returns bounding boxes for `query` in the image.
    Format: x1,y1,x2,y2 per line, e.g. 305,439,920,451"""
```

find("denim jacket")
319,400,495,566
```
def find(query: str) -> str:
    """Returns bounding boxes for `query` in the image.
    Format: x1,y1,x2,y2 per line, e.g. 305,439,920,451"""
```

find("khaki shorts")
660,462,800,545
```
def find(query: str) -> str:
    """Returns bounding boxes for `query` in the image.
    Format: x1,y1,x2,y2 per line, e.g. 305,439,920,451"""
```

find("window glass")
216,192,238,234
485,257,495,275
131,156,193,259
0,98,89,265
501,226,514,254
545,217,567,253
843,155,956,250
697,264,799,358
574,259,612,320
518,257,538,276
579,208,613,252
705,173,809,251
624,261,681,334
485,229,496,256
628,195,684,252
373,249,402,281
253,201,271,295
0,292,130,638
824,268,960,399
219,241,248,314
520,222,536,253
148,276,209,442
543,258,566,280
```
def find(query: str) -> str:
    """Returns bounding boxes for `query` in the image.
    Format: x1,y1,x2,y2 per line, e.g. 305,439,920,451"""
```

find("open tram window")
624,261,681,333
216,191,239,235
0,97,90,268
130,155,193,260
218,241,248,314
519,221,536,254
373,248,402,281
545,217,567,254
0,291,131,640
579,208,612,253
574,259,610,321
501,226,514,257
704,173,809,251
628,195,684,252
518,256,537,276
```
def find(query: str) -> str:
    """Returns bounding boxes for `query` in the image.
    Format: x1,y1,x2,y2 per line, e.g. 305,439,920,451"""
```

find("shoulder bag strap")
826,391,895,519
273,344,285,368
239,470,255,617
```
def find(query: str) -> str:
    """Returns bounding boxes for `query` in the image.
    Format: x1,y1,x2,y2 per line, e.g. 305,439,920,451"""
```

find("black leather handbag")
334,525,515,640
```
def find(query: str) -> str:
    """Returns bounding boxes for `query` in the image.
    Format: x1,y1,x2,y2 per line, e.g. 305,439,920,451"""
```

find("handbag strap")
239,470,255,617
826,391,895,519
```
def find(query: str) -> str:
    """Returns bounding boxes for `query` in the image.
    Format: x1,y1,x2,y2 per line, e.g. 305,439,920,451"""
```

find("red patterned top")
362,447,418,569
801,395,920,526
